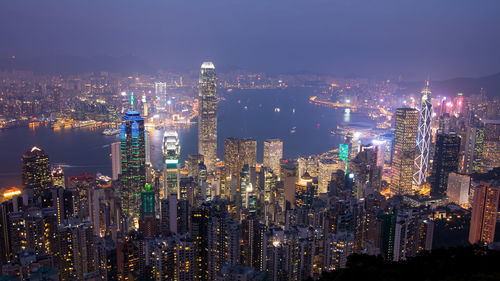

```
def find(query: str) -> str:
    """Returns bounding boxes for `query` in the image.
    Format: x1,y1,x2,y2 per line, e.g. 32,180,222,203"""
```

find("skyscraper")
263,139,283,176
120,110,146,220
482,120,500,170
391,108,418,195
414,80,433,186
318,158,342,194
469,181,500,244
198,62,217,172
462,125,485,174
430,133,461,196
163,131,181,198
22,146,52,198
224,137,257,179
154,81,167,108
446,173,471,207
111,142,121,181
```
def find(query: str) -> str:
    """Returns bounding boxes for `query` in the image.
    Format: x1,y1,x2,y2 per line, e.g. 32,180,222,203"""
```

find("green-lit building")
120,110,146,221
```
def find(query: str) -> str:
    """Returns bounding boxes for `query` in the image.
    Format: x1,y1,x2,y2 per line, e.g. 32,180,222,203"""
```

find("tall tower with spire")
198,62,217,172
414,80,433,186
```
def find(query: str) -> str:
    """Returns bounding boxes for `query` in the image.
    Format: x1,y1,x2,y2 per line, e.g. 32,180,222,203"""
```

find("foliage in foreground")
317,246,500,281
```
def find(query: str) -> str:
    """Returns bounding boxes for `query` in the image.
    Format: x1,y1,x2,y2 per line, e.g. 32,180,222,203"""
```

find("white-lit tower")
198,62,217,172
413,80,433,186
163,131,181,198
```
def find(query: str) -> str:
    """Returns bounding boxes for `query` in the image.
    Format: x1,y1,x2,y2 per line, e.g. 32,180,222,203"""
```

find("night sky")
1,0,499,79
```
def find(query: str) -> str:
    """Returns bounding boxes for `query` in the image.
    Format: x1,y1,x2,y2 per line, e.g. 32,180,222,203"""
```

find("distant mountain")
401,72,500,98
0,55,156,75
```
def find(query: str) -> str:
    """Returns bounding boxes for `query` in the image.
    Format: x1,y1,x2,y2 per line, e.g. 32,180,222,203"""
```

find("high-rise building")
318,159,342,194
154,82,167,109
51,166,65,188
438,113,451,134
482,120,500,170
295,172,317,208
240,217,266,271
150,235,195,281
111,142,121,181
414,81,433,186
163,131,181,198
323,232,354,271
198,62,217,172
145,131,151,166
22,147,51,198
446,173,471,207
55,219,95,281
469,181,500,244
120,110,146,220
391,108,418,195
462,125,485,174
141,184,155,218
430,133,461,196
263,139,283,176
224,137,257,179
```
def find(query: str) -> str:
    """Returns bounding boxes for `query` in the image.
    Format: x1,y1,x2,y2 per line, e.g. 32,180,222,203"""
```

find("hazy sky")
1,0,499,79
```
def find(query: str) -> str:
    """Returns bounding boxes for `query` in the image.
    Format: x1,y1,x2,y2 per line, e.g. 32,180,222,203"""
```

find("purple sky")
1,0,499,79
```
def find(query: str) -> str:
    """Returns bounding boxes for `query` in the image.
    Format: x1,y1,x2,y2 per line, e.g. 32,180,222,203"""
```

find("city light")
3,187,21,198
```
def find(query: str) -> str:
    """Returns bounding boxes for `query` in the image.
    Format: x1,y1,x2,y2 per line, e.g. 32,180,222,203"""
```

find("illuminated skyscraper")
446,173,471,207
120,110,146,220
429,133,461,196
224,137,257,179
154,82,167,108
163,131,181,198
414,81,433,186
482,120,500,170
391,108,418,195
111,142,121,181
295,172,317,208
22,147,51,198
263,139,283,176
469,182,500,244
51,166,65,188
462,125,485,174
318,158,342,194
198,62,217,172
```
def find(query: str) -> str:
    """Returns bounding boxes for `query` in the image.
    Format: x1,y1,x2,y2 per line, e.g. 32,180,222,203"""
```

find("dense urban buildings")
0,61,499,281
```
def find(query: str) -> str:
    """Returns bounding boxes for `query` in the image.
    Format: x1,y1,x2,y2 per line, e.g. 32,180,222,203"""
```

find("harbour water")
0,87,373,187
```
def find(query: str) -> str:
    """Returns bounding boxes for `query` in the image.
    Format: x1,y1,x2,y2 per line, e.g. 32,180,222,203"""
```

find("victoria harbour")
0,87,372,186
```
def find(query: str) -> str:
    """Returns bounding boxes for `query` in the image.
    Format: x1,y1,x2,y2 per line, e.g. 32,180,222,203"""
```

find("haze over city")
1,0,500,79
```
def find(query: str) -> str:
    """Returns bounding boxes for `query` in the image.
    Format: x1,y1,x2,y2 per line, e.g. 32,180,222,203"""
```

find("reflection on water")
0,87,374,186
344,108,351,123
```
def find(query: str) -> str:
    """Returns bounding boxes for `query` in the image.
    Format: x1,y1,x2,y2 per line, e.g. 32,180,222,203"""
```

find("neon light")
165,159,179,164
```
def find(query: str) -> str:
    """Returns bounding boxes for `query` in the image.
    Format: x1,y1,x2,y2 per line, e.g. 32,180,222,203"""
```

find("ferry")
102,128,120,136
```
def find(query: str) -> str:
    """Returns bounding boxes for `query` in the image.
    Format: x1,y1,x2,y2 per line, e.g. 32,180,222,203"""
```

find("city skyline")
0,1,499,280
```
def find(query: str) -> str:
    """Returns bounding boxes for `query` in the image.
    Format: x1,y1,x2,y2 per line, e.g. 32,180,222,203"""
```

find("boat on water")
290,126,296,133
102,128,120,136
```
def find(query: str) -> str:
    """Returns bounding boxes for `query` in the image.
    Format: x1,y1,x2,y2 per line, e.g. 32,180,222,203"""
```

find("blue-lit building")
120,110,146,222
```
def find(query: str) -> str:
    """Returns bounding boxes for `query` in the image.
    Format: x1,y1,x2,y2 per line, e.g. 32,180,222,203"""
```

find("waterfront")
0,87,373,187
